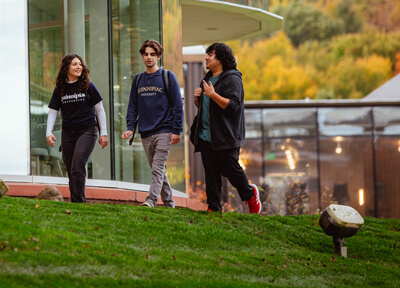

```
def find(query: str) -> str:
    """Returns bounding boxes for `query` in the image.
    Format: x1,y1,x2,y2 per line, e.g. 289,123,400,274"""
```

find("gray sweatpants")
141,132,175,208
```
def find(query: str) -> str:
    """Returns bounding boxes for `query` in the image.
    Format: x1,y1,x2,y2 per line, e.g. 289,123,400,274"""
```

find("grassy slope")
0,196,399,288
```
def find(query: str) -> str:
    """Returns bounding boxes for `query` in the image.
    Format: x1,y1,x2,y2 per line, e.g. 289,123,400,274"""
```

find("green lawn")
0,196,399,287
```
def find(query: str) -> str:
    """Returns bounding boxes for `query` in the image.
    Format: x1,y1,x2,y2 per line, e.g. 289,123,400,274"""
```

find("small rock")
0,177,9,199
36,186,64,201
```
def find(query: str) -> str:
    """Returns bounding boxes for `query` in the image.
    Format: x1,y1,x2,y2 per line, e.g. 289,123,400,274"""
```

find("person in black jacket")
190,43,261,213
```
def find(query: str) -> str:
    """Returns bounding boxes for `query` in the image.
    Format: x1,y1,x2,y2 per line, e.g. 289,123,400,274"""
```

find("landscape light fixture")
319,204,364,257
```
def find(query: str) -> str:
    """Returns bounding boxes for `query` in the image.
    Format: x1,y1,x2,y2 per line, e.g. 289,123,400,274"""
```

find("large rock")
0,177,8,199
36,186,64,201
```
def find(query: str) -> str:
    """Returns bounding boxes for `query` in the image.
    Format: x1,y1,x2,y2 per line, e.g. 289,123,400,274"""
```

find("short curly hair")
206,43,237,70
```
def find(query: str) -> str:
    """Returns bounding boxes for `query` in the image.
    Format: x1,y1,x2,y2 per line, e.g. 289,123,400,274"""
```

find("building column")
66,0,85,57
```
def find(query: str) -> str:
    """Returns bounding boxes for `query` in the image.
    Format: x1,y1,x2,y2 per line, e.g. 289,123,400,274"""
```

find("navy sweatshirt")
126,69,183,138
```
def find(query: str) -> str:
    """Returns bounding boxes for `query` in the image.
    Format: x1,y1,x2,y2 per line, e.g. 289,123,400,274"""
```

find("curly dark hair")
139,39,164,56
206,43,237,70
55,54,90,97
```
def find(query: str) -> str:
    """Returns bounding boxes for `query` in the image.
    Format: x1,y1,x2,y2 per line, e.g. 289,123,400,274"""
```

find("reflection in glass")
112,0,161,185
226,136,318,216
162,0,185,192
374,136,400,218
262,137,318,216
112,0,185,191
262,108,317,138
29,0,64,176
29,0,111,180
245,109,262,139
318,107,372,136
373,106,400,135
319,136,374,217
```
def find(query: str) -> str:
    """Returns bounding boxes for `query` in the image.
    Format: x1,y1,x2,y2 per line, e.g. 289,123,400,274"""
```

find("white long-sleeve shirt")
46,101,107,137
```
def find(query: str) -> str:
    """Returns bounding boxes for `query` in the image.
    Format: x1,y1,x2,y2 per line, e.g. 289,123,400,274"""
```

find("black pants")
61,125,97,203
199,138,254,211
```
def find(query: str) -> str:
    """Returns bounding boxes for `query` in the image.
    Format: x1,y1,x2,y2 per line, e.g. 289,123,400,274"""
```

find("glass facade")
29,0,112,179
26,0,185,191
373,107,400,218
224,105,400,218
112,0,161,184
1,0,400,218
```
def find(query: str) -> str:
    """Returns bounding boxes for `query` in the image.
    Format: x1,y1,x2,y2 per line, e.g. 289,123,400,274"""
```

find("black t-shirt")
48,81,103,131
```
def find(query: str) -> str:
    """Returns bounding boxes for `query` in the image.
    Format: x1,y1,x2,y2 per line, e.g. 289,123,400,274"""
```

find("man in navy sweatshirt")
122,39,183,208
190,43,262,214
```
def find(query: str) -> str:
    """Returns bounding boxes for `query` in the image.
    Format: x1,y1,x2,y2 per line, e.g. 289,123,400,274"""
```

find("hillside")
0,196,399,287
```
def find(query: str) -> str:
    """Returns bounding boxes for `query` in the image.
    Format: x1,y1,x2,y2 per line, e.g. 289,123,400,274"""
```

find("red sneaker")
246,184,262,214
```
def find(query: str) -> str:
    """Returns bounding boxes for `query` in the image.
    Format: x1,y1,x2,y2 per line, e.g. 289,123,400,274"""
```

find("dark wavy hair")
55,54,90,97
139,39,164,56
206,43,237,70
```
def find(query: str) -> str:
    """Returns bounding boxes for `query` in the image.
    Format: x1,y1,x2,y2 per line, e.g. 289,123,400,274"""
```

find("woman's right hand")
47,135,56,147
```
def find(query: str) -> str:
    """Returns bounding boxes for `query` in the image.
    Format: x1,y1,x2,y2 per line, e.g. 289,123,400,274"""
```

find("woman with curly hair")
46,54,108,203
190,43,262,214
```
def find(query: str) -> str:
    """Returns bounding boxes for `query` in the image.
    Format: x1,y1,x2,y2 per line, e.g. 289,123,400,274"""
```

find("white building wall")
0,0,30,175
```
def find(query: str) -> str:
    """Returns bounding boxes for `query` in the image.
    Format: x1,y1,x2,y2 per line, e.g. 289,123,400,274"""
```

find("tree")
320,55,391,99
333,0,363,33
273,2,345,47
329,29,400,66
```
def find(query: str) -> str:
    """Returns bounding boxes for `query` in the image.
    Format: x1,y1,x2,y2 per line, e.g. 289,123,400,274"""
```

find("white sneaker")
141,201,152,207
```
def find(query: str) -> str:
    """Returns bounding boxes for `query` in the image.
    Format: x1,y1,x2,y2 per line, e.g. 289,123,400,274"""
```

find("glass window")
318,107,372,136
262,108,317,138
245,109,262,139
319,136,374,217
113,0,185,188
373,106,400,135
374,136,400,218
226,134,318,216
261,137,318,216
29,0,111,179
29,0,64,177
160,0,185,192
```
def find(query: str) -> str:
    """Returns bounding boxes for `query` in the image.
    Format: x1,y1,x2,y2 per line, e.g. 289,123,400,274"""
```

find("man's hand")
194,87,202,106
99,136,108,149
201,79,229,109
171,134,181,145
202,80,215,97
121,130,133,140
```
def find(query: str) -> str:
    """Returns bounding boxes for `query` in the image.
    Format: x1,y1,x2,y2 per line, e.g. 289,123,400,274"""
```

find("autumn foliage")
228,0,400,100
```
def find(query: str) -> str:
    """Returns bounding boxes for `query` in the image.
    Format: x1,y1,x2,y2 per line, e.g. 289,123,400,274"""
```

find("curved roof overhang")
182,0,283,47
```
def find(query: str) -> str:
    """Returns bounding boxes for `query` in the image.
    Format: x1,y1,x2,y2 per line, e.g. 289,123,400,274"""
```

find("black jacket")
190,69,245,151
